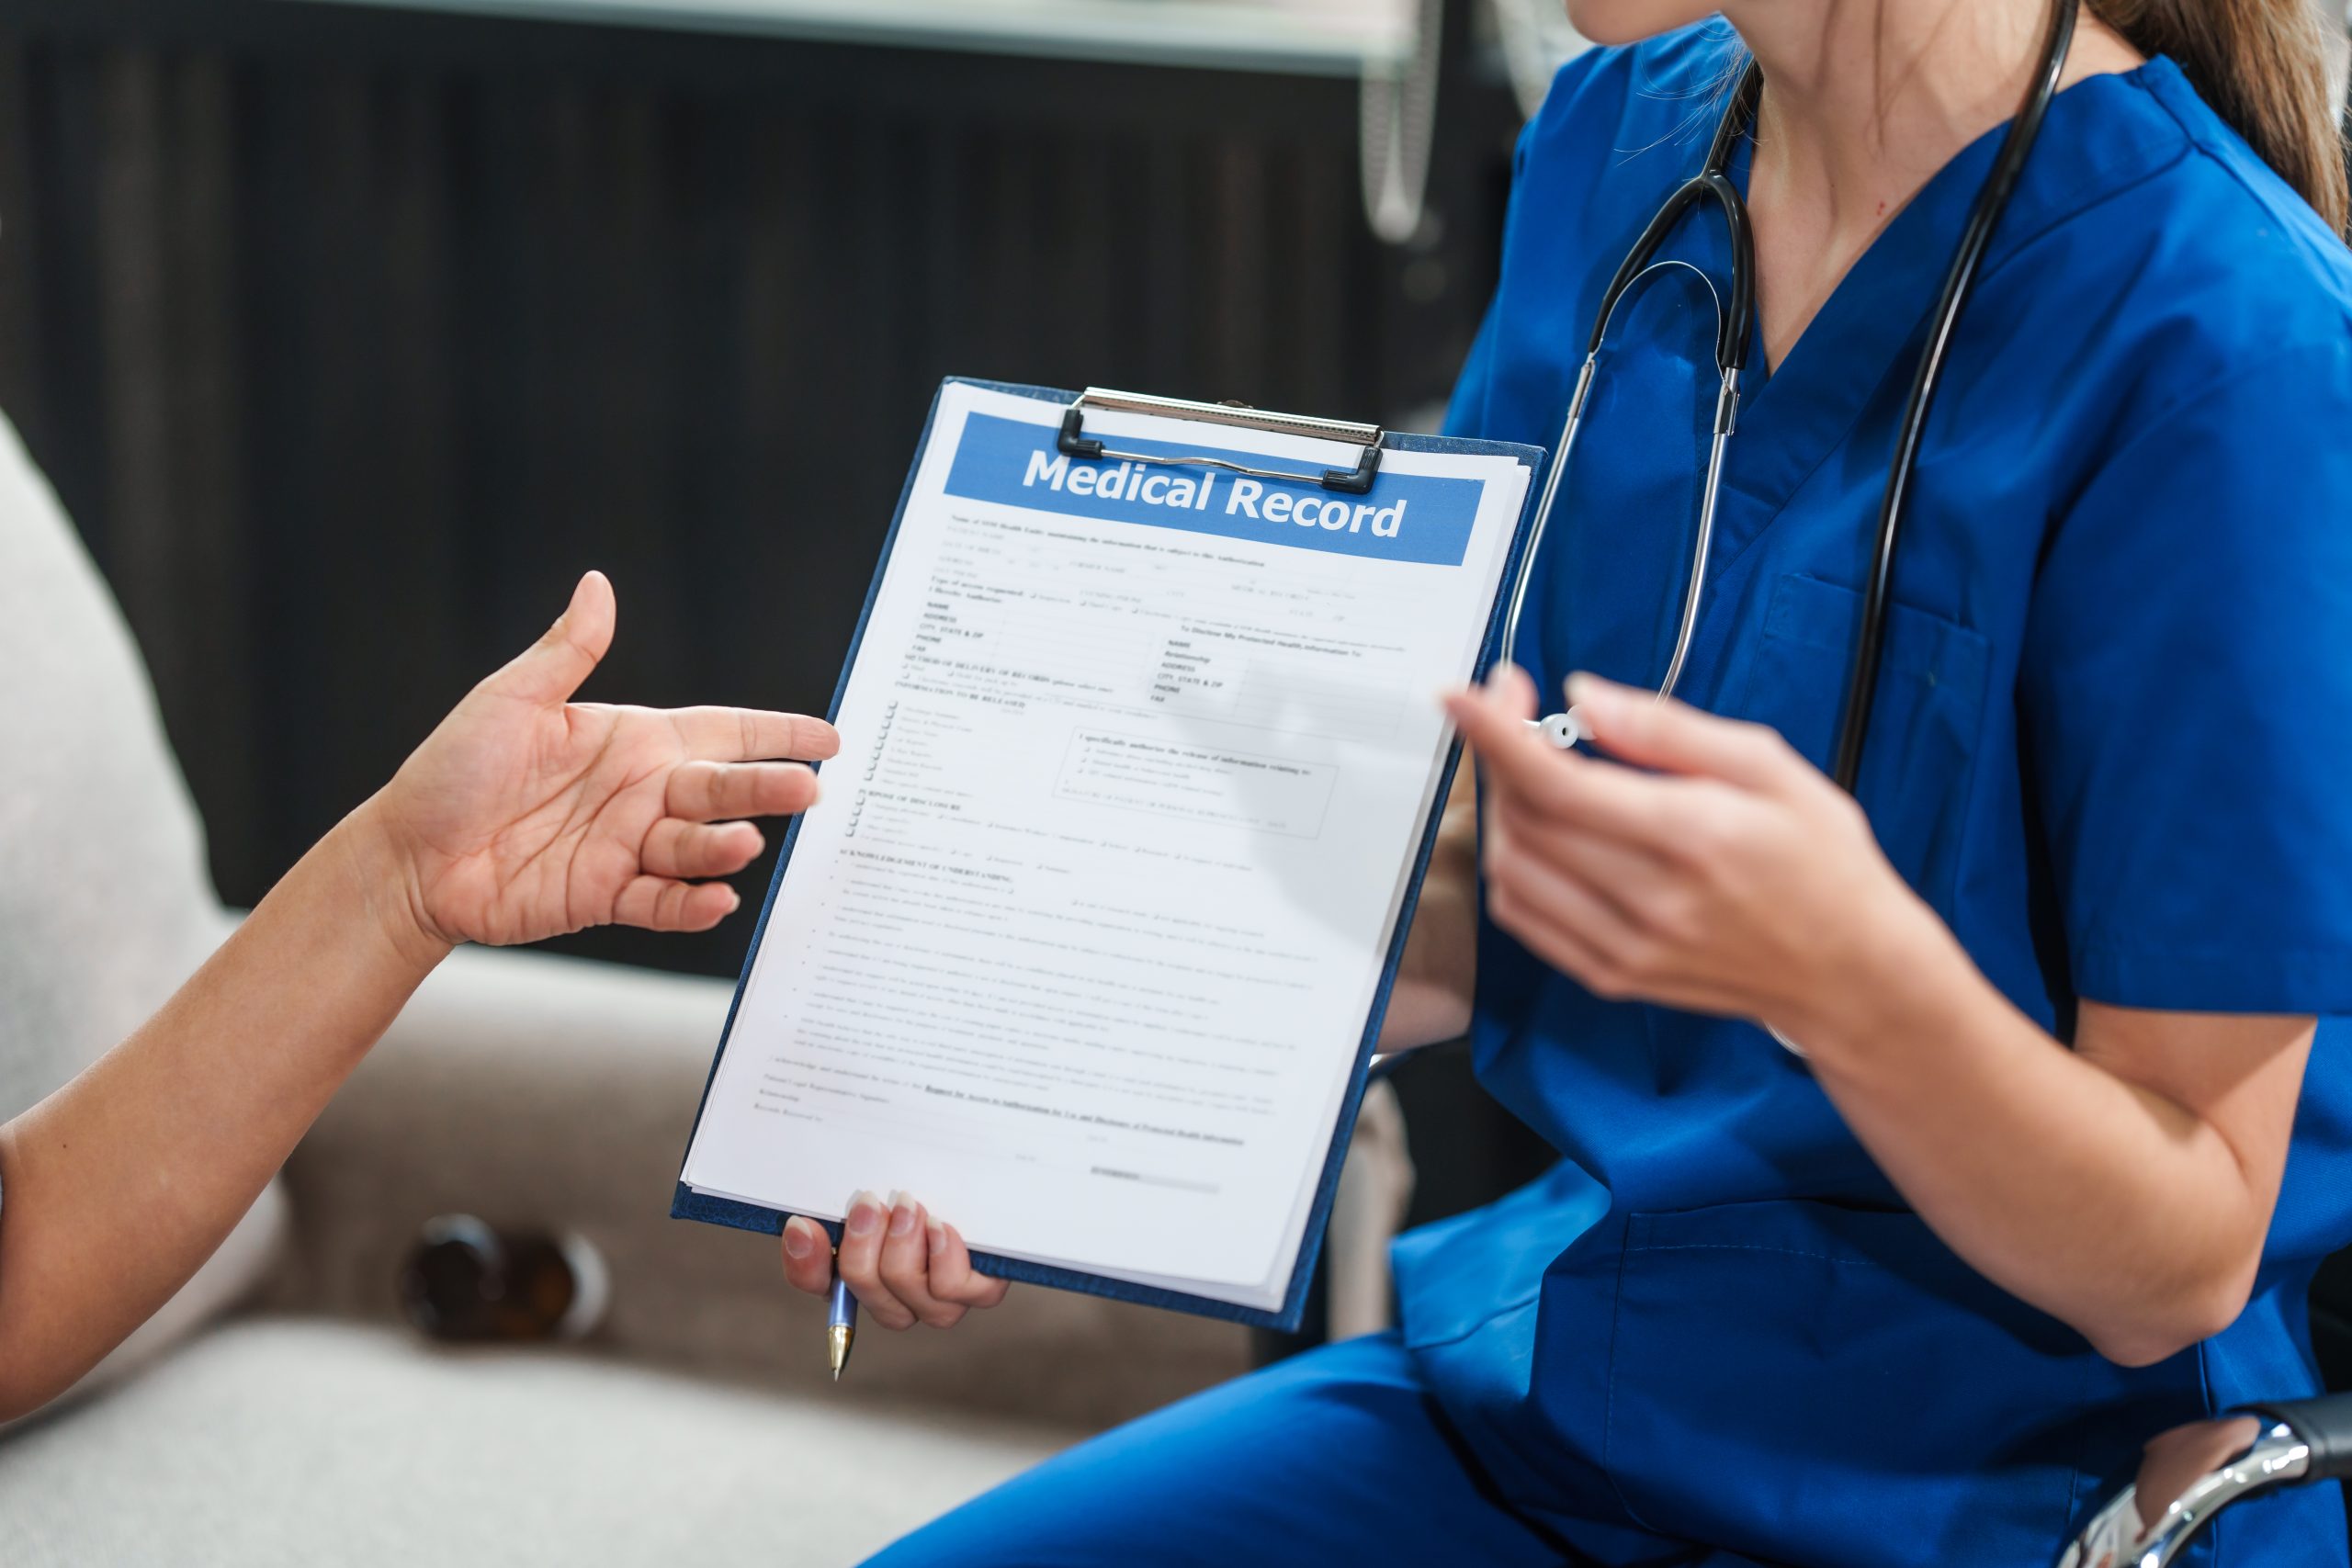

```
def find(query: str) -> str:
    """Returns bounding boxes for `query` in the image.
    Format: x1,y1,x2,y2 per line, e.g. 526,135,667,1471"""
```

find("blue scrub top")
1393,26,2352,1565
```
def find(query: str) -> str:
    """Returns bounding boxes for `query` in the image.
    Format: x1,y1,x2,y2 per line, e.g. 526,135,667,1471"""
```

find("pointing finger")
668,706,842,763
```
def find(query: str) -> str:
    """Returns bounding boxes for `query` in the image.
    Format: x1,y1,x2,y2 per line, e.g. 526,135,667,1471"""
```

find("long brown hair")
2087,0,2350,235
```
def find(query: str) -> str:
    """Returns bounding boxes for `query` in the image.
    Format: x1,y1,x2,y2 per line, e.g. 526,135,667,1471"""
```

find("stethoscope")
1502,0,2075,795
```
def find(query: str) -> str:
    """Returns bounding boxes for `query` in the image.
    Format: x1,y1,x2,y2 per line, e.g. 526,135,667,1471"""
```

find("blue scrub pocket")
1736,573,1991,911
1592,1199,2208,1568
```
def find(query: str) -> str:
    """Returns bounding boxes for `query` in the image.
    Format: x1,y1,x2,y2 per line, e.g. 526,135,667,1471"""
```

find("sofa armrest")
267,944,1250,1429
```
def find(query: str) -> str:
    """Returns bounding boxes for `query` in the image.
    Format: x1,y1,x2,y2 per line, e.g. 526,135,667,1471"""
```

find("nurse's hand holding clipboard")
1445,666,2317,1371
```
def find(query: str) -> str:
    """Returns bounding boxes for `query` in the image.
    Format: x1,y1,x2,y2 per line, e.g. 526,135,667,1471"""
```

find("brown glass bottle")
399,1214,609,1343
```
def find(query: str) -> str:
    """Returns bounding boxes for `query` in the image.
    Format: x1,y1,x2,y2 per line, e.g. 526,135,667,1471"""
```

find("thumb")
1442,664,1566,799
1441,663,1540,758
1481,661,1541,721
487,570,616,705
1566,671,1794,791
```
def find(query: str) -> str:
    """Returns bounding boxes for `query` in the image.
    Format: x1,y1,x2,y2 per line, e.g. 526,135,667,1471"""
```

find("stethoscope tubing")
1498,0,2075,792
1830,0,2076,791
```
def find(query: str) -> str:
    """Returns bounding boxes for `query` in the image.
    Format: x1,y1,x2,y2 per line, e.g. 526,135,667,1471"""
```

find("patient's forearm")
0,804,447,1421
1376,759,1477,1054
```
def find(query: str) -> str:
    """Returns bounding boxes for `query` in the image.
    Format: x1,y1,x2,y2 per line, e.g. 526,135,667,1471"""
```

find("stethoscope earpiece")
1528,707,1589,750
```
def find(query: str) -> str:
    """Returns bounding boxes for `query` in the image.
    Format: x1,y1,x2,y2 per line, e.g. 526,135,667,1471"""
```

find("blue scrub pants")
863,1332,1764,1568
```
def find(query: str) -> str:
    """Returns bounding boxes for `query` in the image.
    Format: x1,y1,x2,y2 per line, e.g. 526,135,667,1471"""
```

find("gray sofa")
0,409,1412,1565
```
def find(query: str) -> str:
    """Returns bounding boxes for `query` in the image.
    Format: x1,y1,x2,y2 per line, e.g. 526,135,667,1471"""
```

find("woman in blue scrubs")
800,3,2352,1562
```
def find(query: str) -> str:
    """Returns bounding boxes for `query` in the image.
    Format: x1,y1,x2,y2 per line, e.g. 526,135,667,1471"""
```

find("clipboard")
671,378,1547,1332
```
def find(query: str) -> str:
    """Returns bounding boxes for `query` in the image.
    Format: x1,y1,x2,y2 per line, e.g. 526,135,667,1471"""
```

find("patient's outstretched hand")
363,571,838,950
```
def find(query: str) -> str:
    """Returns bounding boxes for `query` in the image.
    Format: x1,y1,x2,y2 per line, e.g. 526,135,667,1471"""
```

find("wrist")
334,797,457,981
1765,876,1962,1075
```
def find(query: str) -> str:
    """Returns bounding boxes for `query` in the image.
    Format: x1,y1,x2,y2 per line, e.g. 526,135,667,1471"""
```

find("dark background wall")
0,0,1555,1255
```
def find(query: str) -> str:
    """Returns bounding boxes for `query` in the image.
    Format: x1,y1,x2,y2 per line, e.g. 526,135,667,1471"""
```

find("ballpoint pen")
828,1258,857,1382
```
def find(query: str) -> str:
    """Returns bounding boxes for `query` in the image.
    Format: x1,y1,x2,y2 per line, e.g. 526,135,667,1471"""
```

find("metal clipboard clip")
1056,387,1385,495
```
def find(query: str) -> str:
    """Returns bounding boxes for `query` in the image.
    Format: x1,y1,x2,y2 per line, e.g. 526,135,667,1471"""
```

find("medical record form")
675,378,1540,1327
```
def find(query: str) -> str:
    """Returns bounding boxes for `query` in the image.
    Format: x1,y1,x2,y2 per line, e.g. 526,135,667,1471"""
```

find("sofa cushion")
0,410,283,1392
273,942,1256,1431
0,1317,1068,1567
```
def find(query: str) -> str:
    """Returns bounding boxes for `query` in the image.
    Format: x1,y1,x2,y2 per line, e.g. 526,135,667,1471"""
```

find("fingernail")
927,1220,947,1256
888,1194,919,1237
783,1219,814,1258
1565,671,1603,709
845,1191,882,1236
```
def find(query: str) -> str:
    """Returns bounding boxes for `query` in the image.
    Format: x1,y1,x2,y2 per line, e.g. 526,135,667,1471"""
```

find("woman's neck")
1720,0,2141,368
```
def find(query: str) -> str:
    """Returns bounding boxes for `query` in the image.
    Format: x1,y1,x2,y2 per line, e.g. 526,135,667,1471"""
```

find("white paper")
683,382,1528,1307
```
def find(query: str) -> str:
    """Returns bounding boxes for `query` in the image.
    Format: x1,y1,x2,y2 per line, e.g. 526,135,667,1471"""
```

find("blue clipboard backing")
671,377,1547,1332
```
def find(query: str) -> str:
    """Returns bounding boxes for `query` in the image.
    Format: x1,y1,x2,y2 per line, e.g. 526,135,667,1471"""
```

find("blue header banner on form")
942,412,1479,568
